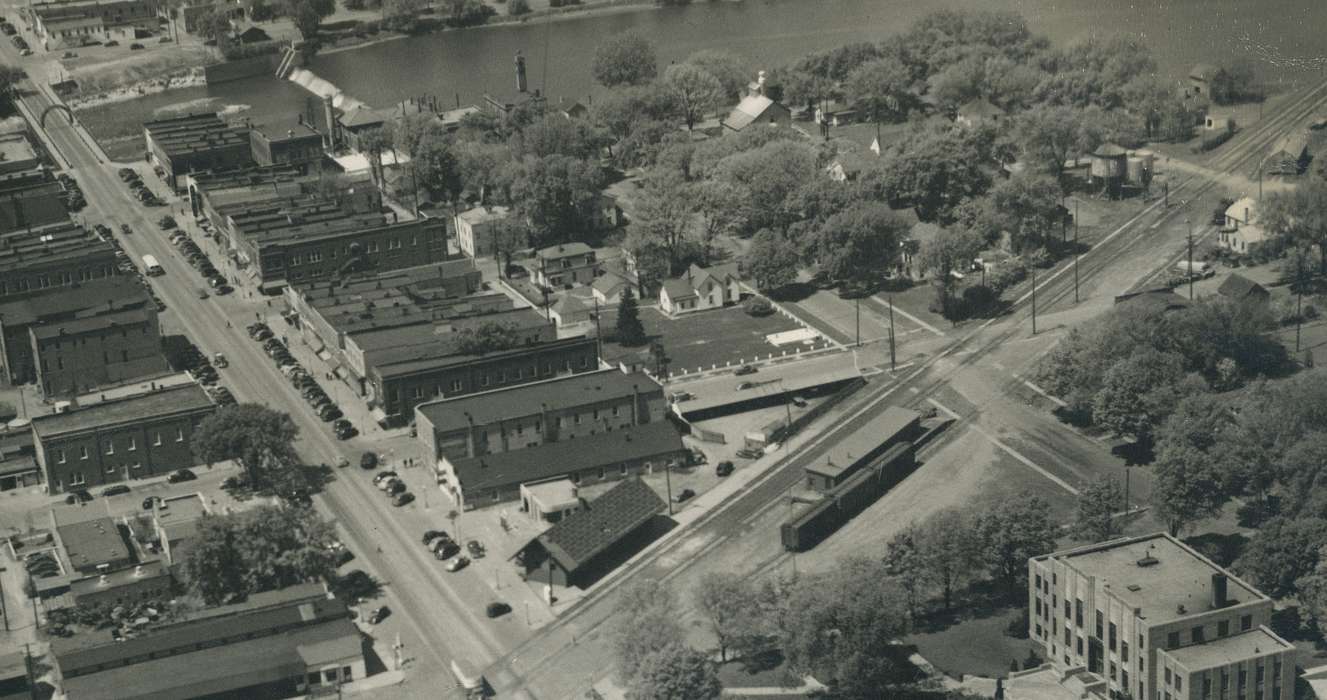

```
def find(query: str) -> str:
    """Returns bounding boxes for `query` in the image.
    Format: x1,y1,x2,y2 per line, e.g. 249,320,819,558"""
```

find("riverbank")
67,68,208,110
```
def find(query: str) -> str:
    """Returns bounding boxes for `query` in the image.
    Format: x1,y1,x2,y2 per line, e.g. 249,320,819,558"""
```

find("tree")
293,0,321,40
382,0,424,18
1234,517,1327,597
919,227,984,312
627,644,722,700
442,0,494,27
357,127,391,190
743,229,799,292
876,127,992,224
972,495,1058,593
507,0,530,15
663,63,723,132
194,10,233,45
1012,106,1102,182
1262,180,1327,273
182,515,246,605
883,525,927,619
1296,548,1327,635
631,171,694,275
0,400,14,419
847,57,914,126
782,558,913,696
609,579,685,682
192,404,300,489
1151,435,1231,537
693,180,748,260
713,138,819,234
685,50,749,104
1071,476,1124,543
615,288,647,346
453,322,524,354
489,217,528,279
1091,349,1190,444
814,203,907,287
592,30,658,87
984,174,1066,252
509,154,604,246
694,572,765,662
918,507,976,611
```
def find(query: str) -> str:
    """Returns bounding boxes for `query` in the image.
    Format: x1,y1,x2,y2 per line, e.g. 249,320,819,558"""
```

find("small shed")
234,23,270,45
1217,274,1270,304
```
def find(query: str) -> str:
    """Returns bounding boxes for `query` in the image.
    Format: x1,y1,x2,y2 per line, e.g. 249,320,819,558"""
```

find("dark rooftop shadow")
1182,531,1248,569
556,514,677,590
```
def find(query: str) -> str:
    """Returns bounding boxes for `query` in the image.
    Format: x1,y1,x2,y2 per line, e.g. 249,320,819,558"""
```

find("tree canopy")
192,404,300,489
592,31,659,87
183,505,338,605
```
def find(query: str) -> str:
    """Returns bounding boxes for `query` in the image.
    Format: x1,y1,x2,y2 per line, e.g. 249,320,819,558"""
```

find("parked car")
334,423,357,440
377,477,400,492
373,471,396,485
446,556,469,572
391,492,414,507
466,540,485,558
360,452,379,470
674,488,696,503
103,40,118,46
485,602,511,618
736,447,763,459
319,406,344,422
167,468,196,483
157,215,176,229
101,484,130,497
212,353,227,368
142,496,161,510
422,530,449,545
669,391,694,403
366,606,389,624
433,539,460,560
129,42,143,50
215,284,234,296
734,364,757,376
385,480,406,496
715,460,734,477
791,395,808,408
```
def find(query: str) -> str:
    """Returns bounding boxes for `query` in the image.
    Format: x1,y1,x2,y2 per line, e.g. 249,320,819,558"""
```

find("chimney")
1212,572,1228,608
134,565,144,578
1244,207,1250,227
757,69,767,96
322,94,337,149
515,52,528,94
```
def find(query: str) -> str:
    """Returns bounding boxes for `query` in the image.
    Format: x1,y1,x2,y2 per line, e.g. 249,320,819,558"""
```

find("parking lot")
598,303,818,377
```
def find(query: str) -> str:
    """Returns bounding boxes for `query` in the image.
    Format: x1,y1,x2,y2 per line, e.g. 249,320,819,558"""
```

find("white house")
453,205,514,259
1220,197,1267,253
658,263,741,316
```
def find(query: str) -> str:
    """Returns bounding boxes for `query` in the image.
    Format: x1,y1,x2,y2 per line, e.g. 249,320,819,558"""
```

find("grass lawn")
716,652,801,690
599,303,810,375
905,606,1036,680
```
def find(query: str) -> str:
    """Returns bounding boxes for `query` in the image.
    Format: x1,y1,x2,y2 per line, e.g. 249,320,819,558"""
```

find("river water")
113,0,1327,131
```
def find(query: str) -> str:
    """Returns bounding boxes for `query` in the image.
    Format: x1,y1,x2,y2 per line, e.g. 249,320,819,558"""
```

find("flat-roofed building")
0,422,40,491
0,649,32,700
249,115,325,167
440,420,686,509
1025,533,1296,700
143,113,252,191
32,0,160,49
50,511,172,606
28,299,167,398
415,367,666,462
51,583,365,699
0,179,70,234
454,205,519,260
0,133,41,174
30,382,216,493
804,406,920,491
151,493,209,566
0,223,118,300
0,276,150,386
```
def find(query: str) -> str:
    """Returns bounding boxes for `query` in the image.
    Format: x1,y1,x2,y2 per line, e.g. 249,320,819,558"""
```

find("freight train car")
781,442,917,552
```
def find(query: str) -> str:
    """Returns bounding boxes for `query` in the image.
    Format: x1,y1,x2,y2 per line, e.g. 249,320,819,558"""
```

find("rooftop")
56,517,130,572
449,420,684,492
29,305,153,340
0,133,38,165
1217,273,1267,300
726,94,777,131
143,113,248,159
153,493,209,535
0,222,115,274
807,406,920,478
251,116,322,143
536,477,665,573
1162,627,1291,670
535,242,593,260
417,368,661,433
0,276,147,327
457,205,510,224
1272,131,1309,157
1048,533,1264,626
522,478,579,510
31,383,213,438
958,98,1004,118
1225,197,1258,224
69,560,169,598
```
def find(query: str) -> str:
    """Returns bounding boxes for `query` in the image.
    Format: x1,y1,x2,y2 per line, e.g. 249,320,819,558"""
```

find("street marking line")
926,398,1080,496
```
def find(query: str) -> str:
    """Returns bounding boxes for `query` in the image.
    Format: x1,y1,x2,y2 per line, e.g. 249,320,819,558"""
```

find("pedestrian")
226,320,231,329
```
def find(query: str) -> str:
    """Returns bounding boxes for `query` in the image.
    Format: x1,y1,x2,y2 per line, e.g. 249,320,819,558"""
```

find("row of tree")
610,494,1059,698
183,504,339,605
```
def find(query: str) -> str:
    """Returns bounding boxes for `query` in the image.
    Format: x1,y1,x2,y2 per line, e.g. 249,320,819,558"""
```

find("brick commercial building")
439,419,686,509
32,0,161,49
1021,533,1296,700
50,512,172,607
143,113,252,192
23,288,167,398
187,166,447,291
0,423,40,491
52,584,365,699
31,382,216,493
248,115,325,167
0,276,152,387
0,223,118,299
416,368,667,462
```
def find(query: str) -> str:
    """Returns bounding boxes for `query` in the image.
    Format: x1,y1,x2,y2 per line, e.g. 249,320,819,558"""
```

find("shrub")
1197,129,1234,153
744,298,774,317
508,0,530,14
961,284,998,316
988,257,1029,293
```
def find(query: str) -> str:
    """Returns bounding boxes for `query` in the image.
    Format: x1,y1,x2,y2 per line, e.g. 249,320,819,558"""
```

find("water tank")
1090,143,1128,178
1127,157,1145,183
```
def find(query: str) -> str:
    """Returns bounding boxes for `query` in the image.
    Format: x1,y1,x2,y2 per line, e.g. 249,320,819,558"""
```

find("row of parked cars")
60,468,196,505
57,171,85,211
117,167,162,206
10,31,29,56
248,323,353,432
95,223,167,312
371,470,414,508
169,226,233,296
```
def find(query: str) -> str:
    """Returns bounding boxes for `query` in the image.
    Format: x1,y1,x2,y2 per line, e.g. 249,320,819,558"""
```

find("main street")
12,82,525,695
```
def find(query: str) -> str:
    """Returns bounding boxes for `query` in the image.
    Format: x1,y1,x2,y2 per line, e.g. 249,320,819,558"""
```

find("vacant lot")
599,304,810,376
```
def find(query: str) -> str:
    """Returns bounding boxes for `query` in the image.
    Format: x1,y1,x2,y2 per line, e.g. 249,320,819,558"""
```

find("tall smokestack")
516,51,528,94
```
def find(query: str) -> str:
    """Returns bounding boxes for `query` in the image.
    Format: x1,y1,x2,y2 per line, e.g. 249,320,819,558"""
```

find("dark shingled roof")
416,369,661,434
537,477,665,573
451,420,685,493
1217,273,1268,301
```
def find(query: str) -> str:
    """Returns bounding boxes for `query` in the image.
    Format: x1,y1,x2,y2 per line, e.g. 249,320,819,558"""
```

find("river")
95,0,1327,135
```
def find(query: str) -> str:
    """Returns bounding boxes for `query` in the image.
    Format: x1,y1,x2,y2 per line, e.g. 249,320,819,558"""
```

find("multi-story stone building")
415,367,667,462
0,276,151,387
1023,533,1296,700
0,222,118,299
143,113,252,191
30,382,216,493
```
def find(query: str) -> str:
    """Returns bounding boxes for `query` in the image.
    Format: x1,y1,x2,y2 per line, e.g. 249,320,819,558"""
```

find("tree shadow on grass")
1110,440,1155,466
910,580,1024,635
769,282,816,303
1182,531,1249,569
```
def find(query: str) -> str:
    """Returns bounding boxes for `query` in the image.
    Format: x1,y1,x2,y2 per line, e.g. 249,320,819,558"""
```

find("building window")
1121,671,1128,692
1239,669,1247,689
620,464,627,476
1167,631,1180,649
1218,619,1229,637
450,380,462,393
309,251,322,262
598,467,605,480
480,375,489,387
127,437,136,452
154,431,162,446
1121,641,1128,659
1108,621,1116,649
1094,609,1102,638
80,446,89,460
175,427,184,442
70,472,85,486
105,441,114,455
1241,614,1252,631
57,449,66,464
1166,668,1172,685
412,386,424,399
131,462,141,470
1221,671,1230,690
1192,626,1204,643
580,356,590,369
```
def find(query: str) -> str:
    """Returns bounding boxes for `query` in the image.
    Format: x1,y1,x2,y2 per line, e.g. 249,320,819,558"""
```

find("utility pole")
1073,198,1081,304
1186,217,1195,300
1030,264,1037,335
887,296,897,371
1296,256,1305,353
592,296,603,360
663,463,673,516
854,298,860,347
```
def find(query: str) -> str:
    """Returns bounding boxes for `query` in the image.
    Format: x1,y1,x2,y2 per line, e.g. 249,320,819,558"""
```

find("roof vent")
1136,555,1159,567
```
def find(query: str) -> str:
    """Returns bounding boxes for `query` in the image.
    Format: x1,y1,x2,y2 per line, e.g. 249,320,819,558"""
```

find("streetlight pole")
1073,198,1080,304
887,295,897,370
1186,217,1195,300
1030,264,1037,335
854,298,860,348
663,463,673,516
